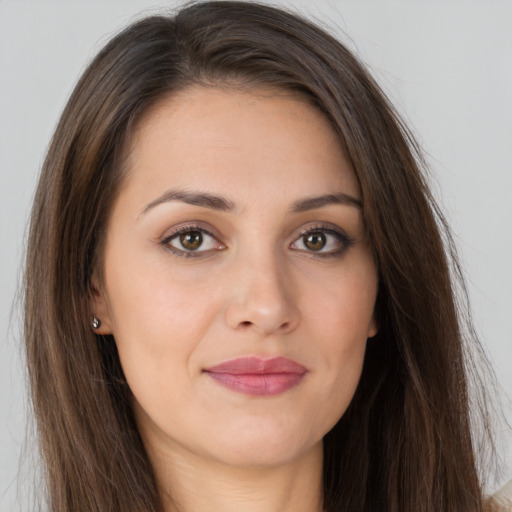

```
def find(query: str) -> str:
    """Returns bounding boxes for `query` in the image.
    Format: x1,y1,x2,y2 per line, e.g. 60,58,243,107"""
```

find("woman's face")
93,86,378,470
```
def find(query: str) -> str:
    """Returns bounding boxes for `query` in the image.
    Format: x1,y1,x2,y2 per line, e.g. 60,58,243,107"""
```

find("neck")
149,442,324,512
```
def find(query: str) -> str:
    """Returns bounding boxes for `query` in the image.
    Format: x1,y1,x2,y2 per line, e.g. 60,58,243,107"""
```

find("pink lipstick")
204,357,307,396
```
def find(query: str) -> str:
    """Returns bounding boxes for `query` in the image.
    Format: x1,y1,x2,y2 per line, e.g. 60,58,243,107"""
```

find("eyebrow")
139,189,362,218
290,193,362,212
140,189,236,217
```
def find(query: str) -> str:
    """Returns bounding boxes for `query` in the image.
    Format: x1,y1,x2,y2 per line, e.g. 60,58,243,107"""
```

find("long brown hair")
24,2,495,510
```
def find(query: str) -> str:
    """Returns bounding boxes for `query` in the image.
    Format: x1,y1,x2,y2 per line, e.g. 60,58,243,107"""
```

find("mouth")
203,356,308,397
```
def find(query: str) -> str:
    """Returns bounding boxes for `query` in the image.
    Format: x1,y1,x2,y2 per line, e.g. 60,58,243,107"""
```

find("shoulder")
486,479,512,512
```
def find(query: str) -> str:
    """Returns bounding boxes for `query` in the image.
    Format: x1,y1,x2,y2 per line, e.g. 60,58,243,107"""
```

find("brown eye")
290,226,353,257
164,227,224,256
179,231,203,250
303,232,326,251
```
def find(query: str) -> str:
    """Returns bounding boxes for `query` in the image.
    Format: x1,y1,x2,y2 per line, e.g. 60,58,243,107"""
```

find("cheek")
105,249,220,340
104,270,219,431
307,258,377,344
102,253,225,403
302,262,377,422
303,328,367,438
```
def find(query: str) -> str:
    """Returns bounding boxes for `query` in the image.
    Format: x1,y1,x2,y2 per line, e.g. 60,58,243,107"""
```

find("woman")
23,1,508,511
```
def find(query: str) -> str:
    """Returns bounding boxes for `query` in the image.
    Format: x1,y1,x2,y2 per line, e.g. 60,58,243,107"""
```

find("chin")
203,419,322,469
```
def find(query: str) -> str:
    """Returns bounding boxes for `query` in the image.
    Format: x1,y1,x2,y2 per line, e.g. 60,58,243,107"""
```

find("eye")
290,226,353,256
162,226,224,256
303,232,327,251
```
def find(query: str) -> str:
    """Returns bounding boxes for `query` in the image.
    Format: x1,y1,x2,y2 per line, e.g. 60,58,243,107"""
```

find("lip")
204,356,308,397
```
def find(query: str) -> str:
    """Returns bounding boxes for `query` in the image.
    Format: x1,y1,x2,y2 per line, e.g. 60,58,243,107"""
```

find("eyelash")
160,224,224,258
291,224,355,258
160,223,355,258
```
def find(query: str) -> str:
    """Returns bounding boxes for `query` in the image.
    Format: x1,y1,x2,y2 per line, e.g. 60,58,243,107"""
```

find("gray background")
1,1,511,509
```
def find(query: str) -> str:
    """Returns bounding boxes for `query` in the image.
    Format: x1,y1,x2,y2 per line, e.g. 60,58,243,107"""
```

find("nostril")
225,296,300,334
238,319,292,332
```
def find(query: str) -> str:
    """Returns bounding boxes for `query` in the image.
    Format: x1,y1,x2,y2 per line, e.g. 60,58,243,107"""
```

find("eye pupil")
180,231,203,250
304,232,326,251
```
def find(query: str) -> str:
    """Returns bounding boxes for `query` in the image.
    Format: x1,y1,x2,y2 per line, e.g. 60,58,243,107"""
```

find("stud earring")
91,317,101,330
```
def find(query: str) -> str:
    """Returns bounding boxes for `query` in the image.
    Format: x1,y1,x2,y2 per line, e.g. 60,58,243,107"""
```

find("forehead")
122,85,359,207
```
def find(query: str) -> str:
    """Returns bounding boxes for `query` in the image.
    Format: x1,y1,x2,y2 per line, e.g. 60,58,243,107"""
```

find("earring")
91,317,101,330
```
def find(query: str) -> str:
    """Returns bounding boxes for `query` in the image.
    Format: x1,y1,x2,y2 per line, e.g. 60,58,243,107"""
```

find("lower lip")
205,372,305,396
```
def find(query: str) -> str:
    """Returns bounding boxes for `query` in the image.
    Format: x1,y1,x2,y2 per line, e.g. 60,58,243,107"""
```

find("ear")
90,274,113,335
367,315,378,339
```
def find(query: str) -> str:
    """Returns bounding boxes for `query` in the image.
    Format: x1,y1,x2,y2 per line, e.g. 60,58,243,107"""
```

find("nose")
224,252,301,336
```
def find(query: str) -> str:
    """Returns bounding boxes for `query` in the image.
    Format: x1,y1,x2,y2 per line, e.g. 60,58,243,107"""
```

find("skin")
92,86,378,512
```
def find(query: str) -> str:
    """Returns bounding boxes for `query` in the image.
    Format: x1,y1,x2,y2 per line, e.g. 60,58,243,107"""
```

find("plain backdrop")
1,0,511,509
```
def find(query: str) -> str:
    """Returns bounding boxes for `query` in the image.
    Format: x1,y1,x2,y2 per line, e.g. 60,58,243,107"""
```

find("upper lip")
204,356,307,375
